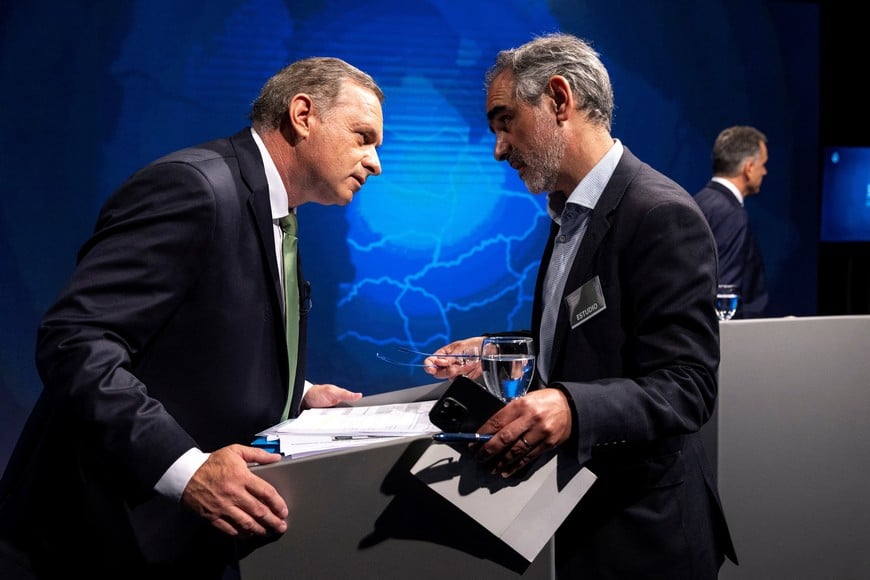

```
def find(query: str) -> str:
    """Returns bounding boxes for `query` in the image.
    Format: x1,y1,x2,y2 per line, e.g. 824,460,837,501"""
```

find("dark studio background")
818,3,870,314
1,0,855,475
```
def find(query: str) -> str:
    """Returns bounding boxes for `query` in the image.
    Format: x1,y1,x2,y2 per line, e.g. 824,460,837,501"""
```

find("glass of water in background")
715,284,740,321
480,336,536,402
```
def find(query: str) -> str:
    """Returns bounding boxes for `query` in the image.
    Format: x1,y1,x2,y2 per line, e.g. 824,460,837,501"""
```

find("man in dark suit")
694,125,770,318
0,57,383,578
425,33,737,578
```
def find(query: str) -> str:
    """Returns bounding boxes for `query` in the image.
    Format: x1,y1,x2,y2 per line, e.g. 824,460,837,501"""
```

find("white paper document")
257,400,439,457
411,442,597,562
255,433,402,459
263,400,439,436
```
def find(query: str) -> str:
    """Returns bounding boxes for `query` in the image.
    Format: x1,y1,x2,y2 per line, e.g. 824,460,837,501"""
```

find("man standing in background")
695,125,770,318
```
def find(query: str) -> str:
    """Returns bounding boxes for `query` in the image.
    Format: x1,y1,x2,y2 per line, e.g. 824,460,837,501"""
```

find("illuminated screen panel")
820,147,870,242
1,0,819,405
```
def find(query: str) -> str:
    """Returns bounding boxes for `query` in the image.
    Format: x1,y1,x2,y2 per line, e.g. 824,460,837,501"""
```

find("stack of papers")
256,400,440,458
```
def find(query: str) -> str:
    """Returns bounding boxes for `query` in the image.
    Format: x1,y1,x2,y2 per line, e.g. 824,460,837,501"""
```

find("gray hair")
249,57,384,131
712,125,768,176
485,32,614,130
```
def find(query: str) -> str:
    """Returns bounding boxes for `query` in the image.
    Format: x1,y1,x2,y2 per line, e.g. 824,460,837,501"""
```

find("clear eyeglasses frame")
375,346,479,368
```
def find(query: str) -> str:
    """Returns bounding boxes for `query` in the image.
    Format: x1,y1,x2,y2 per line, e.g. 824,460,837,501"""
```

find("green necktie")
279,214,299,421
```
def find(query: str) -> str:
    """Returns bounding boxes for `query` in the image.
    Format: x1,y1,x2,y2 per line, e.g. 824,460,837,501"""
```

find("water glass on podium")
715,284,739,321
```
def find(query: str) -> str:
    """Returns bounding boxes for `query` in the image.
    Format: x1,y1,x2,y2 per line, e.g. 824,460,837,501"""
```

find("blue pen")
432,432,493,443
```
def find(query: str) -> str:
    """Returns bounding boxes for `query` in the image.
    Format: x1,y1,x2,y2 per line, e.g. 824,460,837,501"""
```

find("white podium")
240,382,554,579
710,316,870,580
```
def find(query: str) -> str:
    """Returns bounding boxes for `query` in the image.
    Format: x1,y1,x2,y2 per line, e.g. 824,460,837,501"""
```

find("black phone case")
429,376,505,432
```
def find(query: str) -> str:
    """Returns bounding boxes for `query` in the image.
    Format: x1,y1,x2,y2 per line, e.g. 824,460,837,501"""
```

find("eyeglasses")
375,347,479,368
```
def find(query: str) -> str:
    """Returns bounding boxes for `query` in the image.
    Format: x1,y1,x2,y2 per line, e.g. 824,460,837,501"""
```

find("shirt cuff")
154,447,210,502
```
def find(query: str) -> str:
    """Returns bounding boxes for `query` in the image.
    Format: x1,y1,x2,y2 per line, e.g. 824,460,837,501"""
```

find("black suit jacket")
0,129,307,576
534,148,737,578
694,180,769,318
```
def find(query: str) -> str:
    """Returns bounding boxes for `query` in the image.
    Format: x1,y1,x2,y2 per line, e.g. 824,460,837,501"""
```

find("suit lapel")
543,148,642,380
229,129,285,334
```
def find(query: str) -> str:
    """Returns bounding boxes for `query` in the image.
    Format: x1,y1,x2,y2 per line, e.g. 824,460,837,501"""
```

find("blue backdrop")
0,0,819,472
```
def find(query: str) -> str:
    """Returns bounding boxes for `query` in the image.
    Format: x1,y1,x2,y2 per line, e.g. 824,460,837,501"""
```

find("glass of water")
480,336,536,402
715,284,740,321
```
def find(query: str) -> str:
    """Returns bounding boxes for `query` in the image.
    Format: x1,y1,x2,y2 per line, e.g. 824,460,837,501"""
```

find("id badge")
564,275,607,329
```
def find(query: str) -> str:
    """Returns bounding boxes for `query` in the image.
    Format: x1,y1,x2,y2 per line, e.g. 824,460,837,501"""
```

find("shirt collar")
711,176,744,206
547,139,624,224
250,128,292,219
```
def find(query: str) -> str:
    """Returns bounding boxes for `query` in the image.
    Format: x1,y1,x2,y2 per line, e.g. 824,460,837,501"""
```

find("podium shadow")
358,438,537,575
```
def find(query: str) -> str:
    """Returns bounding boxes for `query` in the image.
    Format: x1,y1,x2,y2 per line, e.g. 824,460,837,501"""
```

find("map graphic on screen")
97,0,560,391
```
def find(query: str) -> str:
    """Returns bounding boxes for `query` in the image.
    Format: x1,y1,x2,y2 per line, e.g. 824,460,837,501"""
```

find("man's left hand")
475,388,573,477
301,384,363,410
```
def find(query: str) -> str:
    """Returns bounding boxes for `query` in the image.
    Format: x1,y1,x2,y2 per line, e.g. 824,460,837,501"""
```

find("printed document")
257,400,439,457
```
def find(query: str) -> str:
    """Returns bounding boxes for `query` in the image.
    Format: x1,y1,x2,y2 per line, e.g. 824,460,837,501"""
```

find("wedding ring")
521,437,530,447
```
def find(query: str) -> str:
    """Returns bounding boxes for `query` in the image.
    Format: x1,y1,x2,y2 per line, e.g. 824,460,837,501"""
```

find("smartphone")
429,376,505,432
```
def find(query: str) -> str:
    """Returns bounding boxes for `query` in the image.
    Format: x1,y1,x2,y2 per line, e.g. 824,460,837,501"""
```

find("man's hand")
301,384,363,410
423,336,485,380
181,444,288,538
475,388,573,477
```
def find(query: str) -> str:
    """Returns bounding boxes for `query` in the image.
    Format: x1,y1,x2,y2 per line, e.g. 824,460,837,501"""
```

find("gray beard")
520,111,565,193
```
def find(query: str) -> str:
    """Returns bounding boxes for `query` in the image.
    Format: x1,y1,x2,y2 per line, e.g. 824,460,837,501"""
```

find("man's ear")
741,157,755,180
288,93,314,139
548,75,572,122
